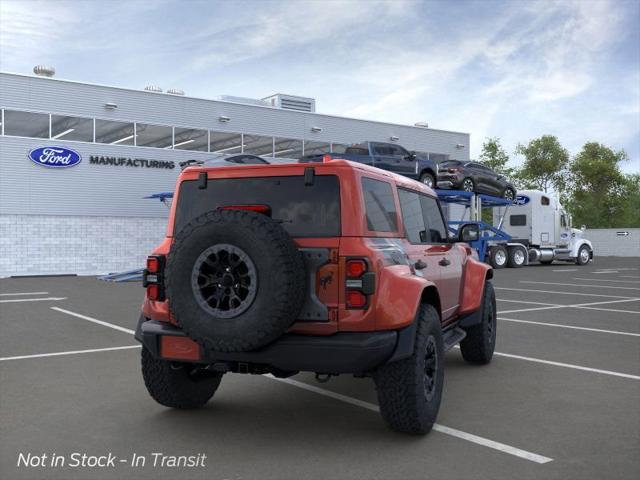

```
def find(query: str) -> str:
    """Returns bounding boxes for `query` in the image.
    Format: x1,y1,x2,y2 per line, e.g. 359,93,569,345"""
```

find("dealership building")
0,69,470,277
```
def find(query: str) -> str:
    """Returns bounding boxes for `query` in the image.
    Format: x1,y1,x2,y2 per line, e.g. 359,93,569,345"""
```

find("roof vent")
262,94,316,113
144,85,163,93
33,65,55,77
167,88,185,96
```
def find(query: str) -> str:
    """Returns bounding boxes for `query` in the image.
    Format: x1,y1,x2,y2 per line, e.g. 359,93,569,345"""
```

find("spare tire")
165,209,306,352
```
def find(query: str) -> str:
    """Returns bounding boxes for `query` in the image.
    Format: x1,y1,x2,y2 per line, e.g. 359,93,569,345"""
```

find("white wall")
0,215,167,277
586,228,640,258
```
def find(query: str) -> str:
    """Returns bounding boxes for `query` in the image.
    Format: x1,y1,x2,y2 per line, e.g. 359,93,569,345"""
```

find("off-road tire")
374,304,444,434
141,347,222,409
419,172,435,188
460,282,496,364
489,245,508,269
166,209,306,352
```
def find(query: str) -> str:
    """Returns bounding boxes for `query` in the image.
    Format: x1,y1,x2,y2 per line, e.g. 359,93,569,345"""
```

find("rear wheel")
462,178,475,192
141,347,223,409
374,304,444,434
576,245,591,265
489,245,507,269
507,246,526,268
419,172,435,188
460,282,496,364
502,188,516,201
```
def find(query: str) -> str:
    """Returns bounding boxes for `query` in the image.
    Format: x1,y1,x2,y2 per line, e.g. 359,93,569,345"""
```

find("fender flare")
571,238,593,258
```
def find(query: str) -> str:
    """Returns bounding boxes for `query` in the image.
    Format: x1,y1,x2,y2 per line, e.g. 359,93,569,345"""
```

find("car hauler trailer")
438,189,594,268
493,190,593,266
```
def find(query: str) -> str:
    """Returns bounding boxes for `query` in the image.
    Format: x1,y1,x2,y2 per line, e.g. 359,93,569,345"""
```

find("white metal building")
0,70,470,277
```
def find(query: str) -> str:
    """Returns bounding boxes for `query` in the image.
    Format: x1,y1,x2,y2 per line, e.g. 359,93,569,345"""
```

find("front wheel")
374,304,444,434
460,282,496,364
576,245,591,265
141,347,223,409
419,172,435,188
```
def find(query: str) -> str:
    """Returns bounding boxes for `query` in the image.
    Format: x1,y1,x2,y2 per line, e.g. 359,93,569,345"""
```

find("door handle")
439,258,451,267
414,259,427,270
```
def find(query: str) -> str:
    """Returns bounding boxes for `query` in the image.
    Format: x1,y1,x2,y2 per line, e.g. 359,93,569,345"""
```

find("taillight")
143,255,165,301
322,154,332,163
346,259,367,277
219,204,271,215
345,257,375,309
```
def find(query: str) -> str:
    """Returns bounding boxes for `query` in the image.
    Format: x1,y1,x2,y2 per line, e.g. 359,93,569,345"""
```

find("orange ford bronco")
136,159,496,434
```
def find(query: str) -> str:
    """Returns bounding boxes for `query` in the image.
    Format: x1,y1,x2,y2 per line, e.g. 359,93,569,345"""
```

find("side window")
398,189,427,243
510,215,527,226
361,177,398,232
541,196,550,206
372,144,392,156
561,215,567,227
420,195,448,243
389,145,409,157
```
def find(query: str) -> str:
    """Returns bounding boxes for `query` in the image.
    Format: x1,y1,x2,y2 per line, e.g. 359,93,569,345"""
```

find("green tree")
618,174,640,227
515,135,569,193
566,142,632,228
479,137,514,176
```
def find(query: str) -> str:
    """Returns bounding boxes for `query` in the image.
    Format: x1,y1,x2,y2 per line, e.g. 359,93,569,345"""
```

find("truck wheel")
141,347,223,409
489,245,507,269
507,246,526,268
166,209,306,352
374,304,444,434
462,178,475,192
460,282,496,364
419,172,435,188
576,245,591,265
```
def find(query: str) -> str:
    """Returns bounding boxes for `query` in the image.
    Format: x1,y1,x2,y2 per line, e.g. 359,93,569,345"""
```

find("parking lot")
1,257,639,480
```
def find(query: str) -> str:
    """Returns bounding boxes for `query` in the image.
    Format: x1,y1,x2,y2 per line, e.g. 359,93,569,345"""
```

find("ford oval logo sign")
514,195,530,205
28,146,82,168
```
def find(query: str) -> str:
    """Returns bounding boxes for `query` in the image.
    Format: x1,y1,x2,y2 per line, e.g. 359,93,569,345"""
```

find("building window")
303,140,330,157
361,177,398,232
273,137,303,159
210,131,243,154
243,134,274,156
135,123,173,148
174,127,208,151
95,119,135,145
331,143,348,154
51,114,94,142
3,110,49,138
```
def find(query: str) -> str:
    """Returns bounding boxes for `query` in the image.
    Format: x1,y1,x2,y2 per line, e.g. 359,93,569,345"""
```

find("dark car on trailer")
437,160,516,200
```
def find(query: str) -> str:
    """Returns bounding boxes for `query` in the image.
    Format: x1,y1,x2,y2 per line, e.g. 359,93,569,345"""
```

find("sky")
1,0,638,172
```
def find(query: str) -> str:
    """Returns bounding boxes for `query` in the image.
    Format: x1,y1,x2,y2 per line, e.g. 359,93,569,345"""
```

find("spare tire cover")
166,209,306,352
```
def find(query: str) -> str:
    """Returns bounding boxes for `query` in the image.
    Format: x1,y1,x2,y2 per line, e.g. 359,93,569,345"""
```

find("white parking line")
495,287,637,299
0,291,49,296
552,269,578,272
0,297,67,303
499,298,640,314
0,345,141,362
51,307,135,335
593,270,619,274
572,278,639,284
497,299,559,306
621,276,640,279
498,317,640,337
574,306,640,315
520,281,640,291
267,375,553,464
491,351,640,381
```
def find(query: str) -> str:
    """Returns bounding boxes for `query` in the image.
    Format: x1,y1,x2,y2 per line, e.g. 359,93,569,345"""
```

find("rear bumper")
436,174,463,189
135,317,398,374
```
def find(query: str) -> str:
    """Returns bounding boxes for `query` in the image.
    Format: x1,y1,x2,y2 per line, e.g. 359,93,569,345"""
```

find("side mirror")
581,225,586,231
405,151,417,161
458,223,479,243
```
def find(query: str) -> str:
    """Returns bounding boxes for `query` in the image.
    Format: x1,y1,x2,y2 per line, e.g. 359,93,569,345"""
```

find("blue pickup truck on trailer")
301,141,439,188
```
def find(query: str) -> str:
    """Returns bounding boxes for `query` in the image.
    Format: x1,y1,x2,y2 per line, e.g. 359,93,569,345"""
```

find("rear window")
361,177,398,232
345,147,369,155
440,160,462,168
174,175,340,237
